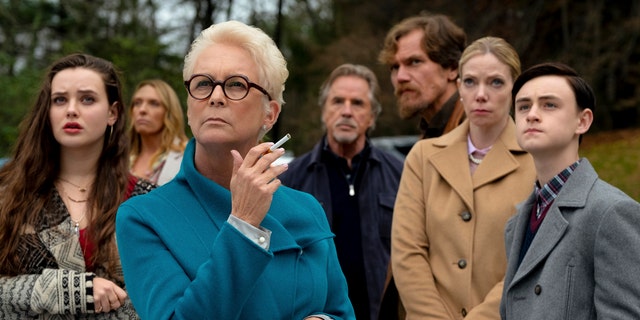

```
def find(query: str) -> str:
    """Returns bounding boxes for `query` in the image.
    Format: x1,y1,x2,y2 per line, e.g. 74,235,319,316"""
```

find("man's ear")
576,108,593,135
448,68,459,82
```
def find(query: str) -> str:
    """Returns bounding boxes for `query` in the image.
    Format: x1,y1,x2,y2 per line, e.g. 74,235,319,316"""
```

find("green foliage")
0,68,41,156
0,0,188,157
581,130,640,201
1,0,639,158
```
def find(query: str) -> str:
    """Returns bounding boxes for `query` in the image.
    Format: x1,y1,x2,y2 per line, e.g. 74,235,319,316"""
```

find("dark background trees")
1,0,638,157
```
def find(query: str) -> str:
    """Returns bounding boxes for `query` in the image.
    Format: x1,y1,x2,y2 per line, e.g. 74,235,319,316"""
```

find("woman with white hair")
116,21,355,320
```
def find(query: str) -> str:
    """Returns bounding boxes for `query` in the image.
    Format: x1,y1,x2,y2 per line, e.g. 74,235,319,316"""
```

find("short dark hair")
512,62,595,114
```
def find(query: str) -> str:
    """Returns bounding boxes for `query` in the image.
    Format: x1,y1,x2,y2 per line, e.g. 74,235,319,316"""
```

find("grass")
580,128,640,201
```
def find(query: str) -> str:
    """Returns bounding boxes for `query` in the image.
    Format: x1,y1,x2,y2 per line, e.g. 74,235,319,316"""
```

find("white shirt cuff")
227,214,272,250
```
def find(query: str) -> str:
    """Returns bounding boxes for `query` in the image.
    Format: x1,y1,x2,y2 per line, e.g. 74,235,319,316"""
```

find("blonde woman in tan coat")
391,37,536,319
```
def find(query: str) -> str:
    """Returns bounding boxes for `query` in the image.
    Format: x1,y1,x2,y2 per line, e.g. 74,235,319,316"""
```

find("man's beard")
331,119,360,144
395,85,430,120
333,131,358,144
397,98,429,120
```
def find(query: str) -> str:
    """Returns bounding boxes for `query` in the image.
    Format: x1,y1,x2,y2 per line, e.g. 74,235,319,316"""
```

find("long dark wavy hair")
0,53,129,279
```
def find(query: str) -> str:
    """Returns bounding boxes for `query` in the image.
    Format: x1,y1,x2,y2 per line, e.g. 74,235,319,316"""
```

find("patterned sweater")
0,179,155,319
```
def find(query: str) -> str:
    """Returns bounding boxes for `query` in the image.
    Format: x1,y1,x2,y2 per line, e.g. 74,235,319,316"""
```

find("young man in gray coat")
501,62,640,319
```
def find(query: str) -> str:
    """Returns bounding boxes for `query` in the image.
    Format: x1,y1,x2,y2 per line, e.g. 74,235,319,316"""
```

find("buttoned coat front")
501,159,640,319
392,119,535,319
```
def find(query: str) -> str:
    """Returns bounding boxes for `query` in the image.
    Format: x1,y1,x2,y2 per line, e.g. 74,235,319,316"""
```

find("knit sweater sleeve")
0,269,95,316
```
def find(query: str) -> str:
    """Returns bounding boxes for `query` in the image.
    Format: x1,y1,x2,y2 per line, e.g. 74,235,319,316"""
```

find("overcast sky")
156,0,279,55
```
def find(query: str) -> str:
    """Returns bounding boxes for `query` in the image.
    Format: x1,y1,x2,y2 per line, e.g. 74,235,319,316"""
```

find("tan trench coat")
392,119,536,319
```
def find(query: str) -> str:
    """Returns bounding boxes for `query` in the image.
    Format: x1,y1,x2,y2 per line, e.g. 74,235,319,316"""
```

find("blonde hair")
128,79,188,166
459,36,521,81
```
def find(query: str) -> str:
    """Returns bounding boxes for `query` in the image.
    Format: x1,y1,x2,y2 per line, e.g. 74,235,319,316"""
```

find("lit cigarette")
269,133,291,152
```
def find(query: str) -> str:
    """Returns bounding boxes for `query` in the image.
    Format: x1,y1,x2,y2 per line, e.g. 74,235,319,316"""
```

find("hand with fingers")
93,277,127,313
229,142,289,228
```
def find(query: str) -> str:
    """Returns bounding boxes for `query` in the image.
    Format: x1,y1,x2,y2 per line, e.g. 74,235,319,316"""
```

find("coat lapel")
472,145,519,189
430,136,475,210
510,205,568,285
504,194,535,280
180,140,302,254
508,159,597,287
43,193,86,271
430,119,526,212
472,120,523,188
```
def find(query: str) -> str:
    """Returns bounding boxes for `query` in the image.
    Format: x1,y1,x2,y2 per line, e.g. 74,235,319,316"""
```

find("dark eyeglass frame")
184,74,273,101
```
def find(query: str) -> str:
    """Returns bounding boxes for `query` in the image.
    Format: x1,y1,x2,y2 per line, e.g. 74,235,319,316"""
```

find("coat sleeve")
116,201,274,320
311,235,356,320
593,196,640,318
391,146,452,319
0,269,95,316
464,279,503,319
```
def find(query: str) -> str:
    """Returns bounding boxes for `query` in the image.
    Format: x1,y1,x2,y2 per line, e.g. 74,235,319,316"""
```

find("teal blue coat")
116,140,355,320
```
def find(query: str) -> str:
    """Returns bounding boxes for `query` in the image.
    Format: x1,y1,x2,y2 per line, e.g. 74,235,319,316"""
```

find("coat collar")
428,118,527,211
175,139,328,252
508,159,598,286
304,135,383,170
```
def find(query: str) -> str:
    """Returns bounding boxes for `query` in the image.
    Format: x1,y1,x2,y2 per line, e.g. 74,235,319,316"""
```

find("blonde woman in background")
129,79,188,185
391,37,536,319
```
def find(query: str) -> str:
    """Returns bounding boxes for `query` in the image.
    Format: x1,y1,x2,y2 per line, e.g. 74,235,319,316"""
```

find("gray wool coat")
501,159,640,320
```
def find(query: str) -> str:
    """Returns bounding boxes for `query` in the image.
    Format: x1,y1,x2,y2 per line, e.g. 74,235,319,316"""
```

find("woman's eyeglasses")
184,74,272,101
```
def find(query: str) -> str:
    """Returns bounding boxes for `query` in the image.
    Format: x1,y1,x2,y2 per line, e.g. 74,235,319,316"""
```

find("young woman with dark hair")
0,53,154,318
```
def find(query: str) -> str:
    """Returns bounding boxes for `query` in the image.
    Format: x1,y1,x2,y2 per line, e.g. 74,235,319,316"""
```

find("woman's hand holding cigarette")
229,141,289,228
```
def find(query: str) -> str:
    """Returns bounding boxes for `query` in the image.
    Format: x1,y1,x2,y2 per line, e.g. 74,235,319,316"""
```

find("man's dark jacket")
280,137,404,320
